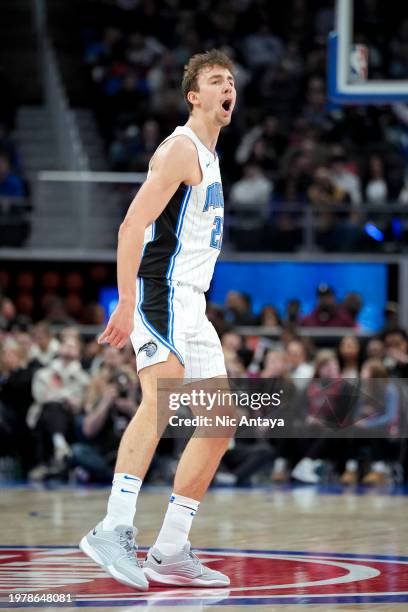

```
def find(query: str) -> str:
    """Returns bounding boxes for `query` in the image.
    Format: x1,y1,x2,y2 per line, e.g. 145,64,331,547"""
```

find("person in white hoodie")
230,163,273,219
27,335,89,479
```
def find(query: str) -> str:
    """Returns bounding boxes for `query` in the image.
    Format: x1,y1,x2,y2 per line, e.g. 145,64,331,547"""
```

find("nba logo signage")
349,44,368,83
1,546,408,606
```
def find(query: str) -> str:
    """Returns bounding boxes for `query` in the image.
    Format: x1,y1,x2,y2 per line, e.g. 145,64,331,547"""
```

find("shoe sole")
144,566,229,587
79,536,105,566
79,536,148,591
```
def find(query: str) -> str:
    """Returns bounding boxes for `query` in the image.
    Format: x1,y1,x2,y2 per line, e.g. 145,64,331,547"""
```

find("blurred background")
0,0,407,487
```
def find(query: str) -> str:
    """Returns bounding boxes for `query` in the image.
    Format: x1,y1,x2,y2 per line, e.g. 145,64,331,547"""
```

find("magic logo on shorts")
137,341,158,358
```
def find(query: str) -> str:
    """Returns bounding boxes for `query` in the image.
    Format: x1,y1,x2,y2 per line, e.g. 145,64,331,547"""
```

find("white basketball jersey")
138,126,224,292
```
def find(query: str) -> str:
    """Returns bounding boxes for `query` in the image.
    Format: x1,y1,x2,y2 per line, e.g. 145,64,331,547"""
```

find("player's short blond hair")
182,49,234,113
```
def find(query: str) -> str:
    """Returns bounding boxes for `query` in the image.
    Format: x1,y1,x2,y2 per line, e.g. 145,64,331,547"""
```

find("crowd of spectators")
76,0,408,251
0,69,26,198
0,265,112,327
0,68,29,245
1,282,406,487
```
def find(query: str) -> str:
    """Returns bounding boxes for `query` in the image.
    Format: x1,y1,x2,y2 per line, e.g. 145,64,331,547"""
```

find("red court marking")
0,547,407,606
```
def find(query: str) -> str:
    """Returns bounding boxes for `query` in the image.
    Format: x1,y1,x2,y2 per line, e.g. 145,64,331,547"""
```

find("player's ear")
187,90,199,108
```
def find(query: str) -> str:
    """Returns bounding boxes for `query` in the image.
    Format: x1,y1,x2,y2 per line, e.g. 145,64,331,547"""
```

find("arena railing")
18,169,408,253
48,324,375,342
227,202,408,253
33,0,89,173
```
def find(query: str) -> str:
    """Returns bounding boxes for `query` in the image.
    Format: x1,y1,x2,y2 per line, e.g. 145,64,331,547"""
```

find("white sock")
154,493,200,555
102,472,142,530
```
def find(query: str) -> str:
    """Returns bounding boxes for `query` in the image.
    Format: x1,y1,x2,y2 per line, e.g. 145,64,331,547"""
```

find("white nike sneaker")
79,521,148,590
143,542,230,587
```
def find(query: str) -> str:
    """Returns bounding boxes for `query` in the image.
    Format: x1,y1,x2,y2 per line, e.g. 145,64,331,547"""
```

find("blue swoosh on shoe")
121,488,137,494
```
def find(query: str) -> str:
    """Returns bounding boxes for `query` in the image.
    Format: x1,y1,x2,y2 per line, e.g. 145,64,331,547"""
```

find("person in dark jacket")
302,284,356,328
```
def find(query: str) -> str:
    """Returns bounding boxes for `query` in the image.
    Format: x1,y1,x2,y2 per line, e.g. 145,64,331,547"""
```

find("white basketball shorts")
130,277,227,381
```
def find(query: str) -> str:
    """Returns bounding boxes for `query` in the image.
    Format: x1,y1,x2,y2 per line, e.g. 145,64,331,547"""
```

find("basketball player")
80,49,236,590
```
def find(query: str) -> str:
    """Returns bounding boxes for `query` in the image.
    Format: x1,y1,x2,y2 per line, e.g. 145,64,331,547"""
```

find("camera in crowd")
109,371,131,399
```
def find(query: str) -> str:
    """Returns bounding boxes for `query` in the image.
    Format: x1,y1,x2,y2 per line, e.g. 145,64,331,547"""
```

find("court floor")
0,484,407,610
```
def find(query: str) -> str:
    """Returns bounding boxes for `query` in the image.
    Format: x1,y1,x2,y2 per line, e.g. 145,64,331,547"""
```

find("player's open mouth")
221,99,232,112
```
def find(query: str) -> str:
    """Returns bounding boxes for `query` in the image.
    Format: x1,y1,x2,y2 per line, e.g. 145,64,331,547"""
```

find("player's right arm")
98,136,200,348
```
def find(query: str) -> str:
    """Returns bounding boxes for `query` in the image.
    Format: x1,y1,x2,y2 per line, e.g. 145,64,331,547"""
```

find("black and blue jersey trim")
136,183,192,367
136,278,184,365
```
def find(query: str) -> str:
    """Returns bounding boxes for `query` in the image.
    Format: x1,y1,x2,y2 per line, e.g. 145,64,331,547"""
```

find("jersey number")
210,216,223,250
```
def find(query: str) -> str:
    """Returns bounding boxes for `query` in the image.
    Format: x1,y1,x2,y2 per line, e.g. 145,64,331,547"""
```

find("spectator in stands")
130,119,161,171
306,166,358,250
365,337,385,361
0,123,21,172
285,299,301,326
0,294,16,330
286,339,314,390
260,349,288,380
43,296,74,325
235,115,287,170
314,4,334,38
0,337,39,475
242,24,283,69
206,302,230,337
390,19,408,78
82,303,106,326
229,164,273,219
29,322,60,367
125,32,164,68
328,145,362,206
14,327,38,369
221,331,243,355
338,335,361,379
228,163,273,249
60,325,82,345
364,155,388,204
221,331,253,376
75,2,408,259
223,351,247,377
109,120,161,171
84,27,122,66
340,359,400,485
301,77,329,130
27,336,89,480
302,284,356,328
84,346,137,408
382,328,408,377
216,379,278,486
0,153,24,197
292,350,355,483
341,292,363,327
72,347,139,482
224,291,257,326
258,305,281,327
382,301,400,332
257,348,302,483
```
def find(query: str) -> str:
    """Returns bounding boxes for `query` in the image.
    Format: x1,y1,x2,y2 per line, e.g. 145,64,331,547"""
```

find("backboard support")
328,0,408,104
